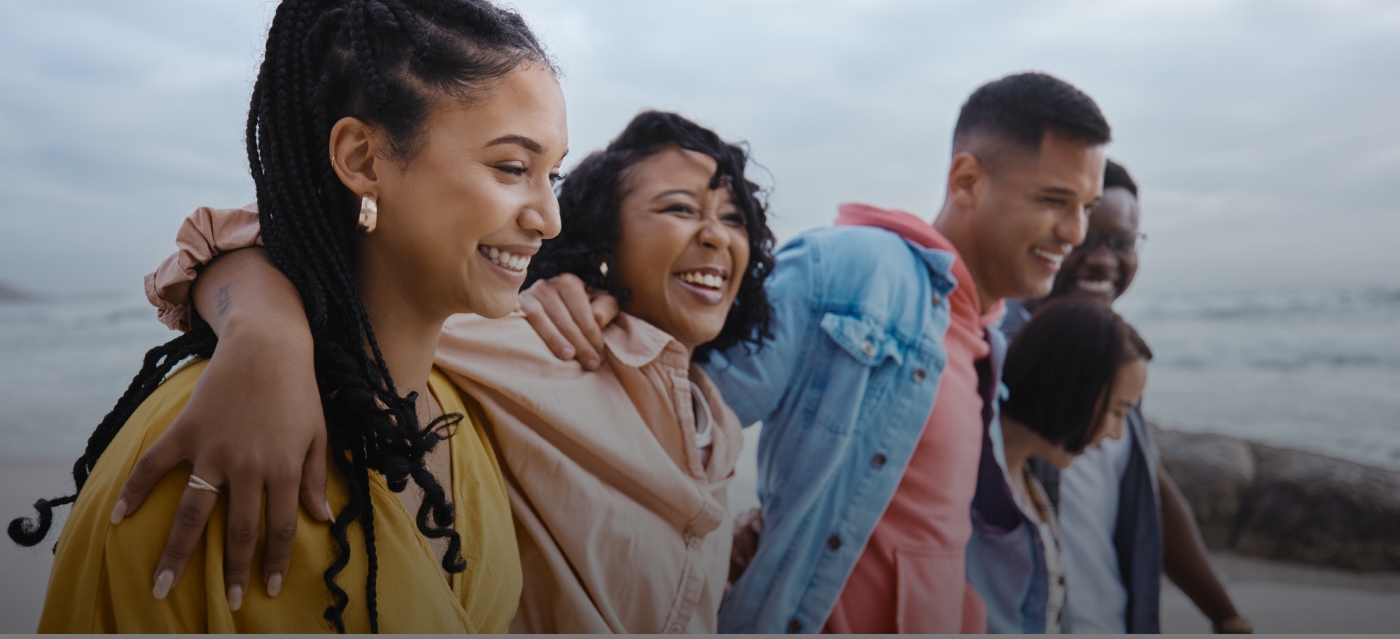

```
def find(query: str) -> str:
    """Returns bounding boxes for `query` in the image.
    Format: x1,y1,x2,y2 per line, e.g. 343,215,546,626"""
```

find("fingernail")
226,583,244,611
753,519,764,533
109,499,128,525
324,500,335,522
585,358,599,369
266,572,284,598
152,570,174,599
561,346,574,359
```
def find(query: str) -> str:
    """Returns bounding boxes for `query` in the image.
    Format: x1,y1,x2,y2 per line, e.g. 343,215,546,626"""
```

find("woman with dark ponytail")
16,0,567,632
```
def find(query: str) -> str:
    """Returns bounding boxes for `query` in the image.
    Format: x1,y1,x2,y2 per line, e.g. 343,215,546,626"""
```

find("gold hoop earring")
357,195,378,234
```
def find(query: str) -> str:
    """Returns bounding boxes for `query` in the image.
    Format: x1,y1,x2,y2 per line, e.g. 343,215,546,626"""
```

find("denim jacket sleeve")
701,233,820,426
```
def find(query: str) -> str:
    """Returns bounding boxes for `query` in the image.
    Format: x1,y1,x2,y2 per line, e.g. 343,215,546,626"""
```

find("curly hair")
9,0,552,632
525,110,776,362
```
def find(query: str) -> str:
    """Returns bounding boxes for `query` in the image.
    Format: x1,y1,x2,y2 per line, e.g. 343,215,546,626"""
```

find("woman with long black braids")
12,0,567,632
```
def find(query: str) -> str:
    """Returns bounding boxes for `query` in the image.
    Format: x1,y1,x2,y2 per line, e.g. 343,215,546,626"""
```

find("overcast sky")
1,0,1396,298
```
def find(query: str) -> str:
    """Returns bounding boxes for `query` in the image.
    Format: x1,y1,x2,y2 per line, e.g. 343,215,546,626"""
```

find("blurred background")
1,0,1397,632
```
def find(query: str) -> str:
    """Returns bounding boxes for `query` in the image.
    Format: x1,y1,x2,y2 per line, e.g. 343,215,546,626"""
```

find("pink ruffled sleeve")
144,203,264,332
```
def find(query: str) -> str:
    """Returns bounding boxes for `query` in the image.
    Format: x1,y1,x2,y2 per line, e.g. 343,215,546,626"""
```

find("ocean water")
2,288,1398,469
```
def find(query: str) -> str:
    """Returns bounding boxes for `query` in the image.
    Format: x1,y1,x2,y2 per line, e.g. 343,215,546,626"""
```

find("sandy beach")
4,454,1400,633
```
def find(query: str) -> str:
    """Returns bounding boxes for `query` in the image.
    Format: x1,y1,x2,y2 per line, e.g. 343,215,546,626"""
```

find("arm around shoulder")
701,234,822,426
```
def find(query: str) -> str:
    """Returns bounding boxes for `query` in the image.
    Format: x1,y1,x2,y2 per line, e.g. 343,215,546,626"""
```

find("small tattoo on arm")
216,284,232,316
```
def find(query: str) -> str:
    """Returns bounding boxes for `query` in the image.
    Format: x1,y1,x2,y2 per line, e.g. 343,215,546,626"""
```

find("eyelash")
497,165,565,185
661,205,746,226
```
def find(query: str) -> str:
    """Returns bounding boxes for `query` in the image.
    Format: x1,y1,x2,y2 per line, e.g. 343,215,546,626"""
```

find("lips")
1030,246,1066,272
673,267,728,305
1076,279,1115,294
478,246,533,273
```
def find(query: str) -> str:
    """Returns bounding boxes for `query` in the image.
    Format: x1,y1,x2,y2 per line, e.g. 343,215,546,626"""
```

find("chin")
468,293,519,319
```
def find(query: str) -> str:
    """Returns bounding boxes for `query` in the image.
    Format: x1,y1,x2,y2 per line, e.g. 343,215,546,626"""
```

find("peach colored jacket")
144,205,742,633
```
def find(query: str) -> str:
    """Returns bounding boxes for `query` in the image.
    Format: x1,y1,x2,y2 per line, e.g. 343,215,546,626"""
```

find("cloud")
1,0,1395,295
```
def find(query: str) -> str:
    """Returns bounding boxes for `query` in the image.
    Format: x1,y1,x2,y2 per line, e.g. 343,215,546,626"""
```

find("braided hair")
9,0,552,632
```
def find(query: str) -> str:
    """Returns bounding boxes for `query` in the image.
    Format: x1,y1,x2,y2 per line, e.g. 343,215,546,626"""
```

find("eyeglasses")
1081,229,1147,256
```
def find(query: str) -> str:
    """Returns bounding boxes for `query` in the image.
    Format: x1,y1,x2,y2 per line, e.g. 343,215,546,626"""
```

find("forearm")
1160,463,1240,622
191,248,311,349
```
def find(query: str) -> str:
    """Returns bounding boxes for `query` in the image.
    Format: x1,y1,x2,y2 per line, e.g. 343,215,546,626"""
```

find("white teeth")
1078,279,1114,293
678,271,725,289
480,246,529,272
1031,247,1064,266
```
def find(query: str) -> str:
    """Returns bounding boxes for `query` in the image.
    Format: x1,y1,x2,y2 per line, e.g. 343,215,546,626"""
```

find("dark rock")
1234,444,1400,571
1156,429,1256,548
0,281,34,301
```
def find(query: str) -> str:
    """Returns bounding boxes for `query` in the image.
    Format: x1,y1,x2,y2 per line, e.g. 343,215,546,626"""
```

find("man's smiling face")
964,130,1107,304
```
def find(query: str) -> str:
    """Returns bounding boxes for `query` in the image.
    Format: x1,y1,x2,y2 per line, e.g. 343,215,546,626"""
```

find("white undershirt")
689,381,714,463
1059,424,1135,633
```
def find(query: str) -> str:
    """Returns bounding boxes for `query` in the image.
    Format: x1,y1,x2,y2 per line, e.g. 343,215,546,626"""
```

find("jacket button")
912,367,926,382
689,536,702,549
827,534,842,550
788,619,802,633
1058,575,1066,586
860,340,875,357
871,453,887,468
671,624,683,633
931,292,943,306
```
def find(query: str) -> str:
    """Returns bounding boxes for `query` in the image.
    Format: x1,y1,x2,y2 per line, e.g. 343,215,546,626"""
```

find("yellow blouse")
38,360,521,633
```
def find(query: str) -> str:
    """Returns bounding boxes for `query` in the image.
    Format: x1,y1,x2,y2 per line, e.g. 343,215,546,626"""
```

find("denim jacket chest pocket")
805,312,906,435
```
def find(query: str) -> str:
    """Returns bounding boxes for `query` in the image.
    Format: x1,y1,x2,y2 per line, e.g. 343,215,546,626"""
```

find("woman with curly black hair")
91,110,777,632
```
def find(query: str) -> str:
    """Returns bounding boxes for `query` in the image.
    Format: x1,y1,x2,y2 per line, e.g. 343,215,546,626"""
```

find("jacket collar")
835,202,1005,325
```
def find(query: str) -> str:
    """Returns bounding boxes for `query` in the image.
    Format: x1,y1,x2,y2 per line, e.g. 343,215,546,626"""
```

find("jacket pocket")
819,313,902,367
805,313,901,435
894,548,966,634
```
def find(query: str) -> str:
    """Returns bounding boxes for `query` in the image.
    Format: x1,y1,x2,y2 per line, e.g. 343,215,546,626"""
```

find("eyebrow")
652,188,699,201
486,134,544,154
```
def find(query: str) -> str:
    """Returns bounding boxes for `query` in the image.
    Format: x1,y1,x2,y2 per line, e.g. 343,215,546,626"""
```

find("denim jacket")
702,225,963,633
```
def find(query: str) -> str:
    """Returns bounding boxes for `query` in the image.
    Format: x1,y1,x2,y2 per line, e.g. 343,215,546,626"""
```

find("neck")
932,203,1000,313
356,271,449,407
1000,415,1049,475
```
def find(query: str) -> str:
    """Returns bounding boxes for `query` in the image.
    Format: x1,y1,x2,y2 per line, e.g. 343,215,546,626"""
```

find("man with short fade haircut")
1002,160,1252,634
518,71,1110,633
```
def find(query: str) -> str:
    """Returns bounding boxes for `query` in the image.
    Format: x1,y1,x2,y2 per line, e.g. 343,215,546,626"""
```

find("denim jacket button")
871,453,887,468
860,340,875,357
788,619,802,633
912,367,926,383
931,292,944,306
827,534,842,550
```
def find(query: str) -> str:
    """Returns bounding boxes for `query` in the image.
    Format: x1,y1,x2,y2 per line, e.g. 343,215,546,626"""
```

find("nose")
519,181,562,239
1058,205,1089,248
696,216,731,251
1084,237,1119,268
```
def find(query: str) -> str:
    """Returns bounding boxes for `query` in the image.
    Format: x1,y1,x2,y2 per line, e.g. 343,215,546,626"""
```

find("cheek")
615,220,675,296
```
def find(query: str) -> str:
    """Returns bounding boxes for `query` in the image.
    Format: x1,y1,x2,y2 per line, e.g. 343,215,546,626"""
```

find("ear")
946,151,986,210
328,117,384,199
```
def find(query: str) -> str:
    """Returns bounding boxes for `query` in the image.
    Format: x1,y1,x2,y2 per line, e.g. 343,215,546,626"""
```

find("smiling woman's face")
611,146,750,351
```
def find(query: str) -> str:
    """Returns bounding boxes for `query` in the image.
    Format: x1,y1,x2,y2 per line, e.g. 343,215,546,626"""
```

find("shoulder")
437,312,586,378
785,226,923,270
44,361,212,631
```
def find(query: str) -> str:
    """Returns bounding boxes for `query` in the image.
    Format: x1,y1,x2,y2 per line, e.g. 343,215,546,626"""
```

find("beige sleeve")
143,202,263,331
